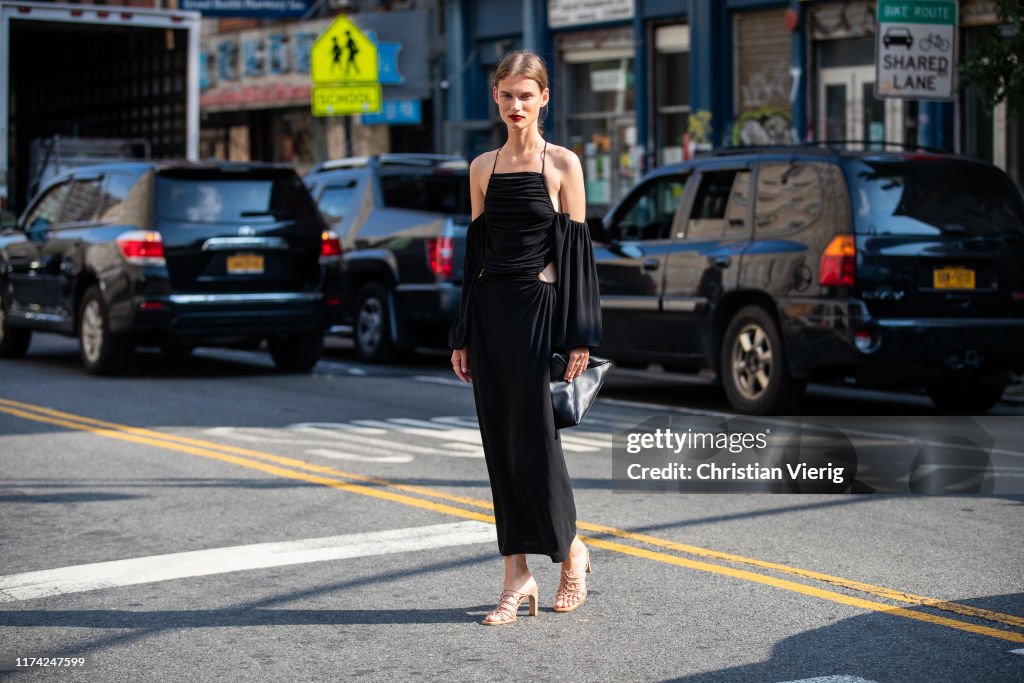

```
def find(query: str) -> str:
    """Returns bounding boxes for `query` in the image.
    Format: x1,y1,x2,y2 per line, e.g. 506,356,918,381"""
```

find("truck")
0,1,201,222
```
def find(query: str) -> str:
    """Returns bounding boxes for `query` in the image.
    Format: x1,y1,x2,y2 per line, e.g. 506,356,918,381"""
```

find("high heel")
482,584,540,625
554,547,591,613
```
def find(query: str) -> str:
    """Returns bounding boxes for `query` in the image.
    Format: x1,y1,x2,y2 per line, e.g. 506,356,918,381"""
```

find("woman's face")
493,75,549,130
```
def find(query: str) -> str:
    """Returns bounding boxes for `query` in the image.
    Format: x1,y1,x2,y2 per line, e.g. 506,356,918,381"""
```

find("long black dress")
448,141,602,563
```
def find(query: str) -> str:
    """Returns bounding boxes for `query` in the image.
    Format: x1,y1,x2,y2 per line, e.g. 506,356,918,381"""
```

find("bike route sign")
875,0,957,100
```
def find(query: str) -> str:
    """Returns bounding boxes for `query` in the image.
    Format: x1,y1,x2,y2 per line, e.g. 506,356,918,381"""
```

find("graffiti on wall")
740,63,793,111
732,109,796,146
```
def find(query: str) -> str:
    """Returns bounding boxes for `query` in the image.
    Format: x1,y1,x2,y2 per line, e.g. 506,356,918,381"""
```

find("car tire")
926,371,1009,415
78,286,132,375
268,331,323,373
720,305,805,415
0,288,32,358
353,282,397,363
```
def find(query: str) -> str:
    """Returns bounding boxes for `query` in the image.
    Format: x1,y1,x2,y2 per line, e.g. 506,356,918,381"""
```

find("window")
687,170,749,239
317,180,359,225
379,173,470,216
612,175,688,241
654,24,690,166
24,182,71,232
60,178,103,223
95,173,144,222
755,163,824,234
155,173,318,224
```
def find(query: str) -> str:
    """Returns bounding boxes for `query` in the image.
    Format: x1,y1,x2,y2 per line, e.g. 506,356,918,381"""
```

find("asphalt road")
1,335,1022,682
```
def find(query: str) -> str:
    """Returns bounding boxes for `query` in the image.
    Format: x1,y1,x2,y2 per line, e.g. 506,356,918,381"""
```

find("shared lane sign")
875,0,958,101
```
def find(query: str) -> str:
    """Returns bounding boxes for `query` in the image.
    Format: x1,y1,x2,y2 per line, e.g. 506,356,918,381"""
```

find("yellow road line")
581,535,1024,644
2,397,1023,641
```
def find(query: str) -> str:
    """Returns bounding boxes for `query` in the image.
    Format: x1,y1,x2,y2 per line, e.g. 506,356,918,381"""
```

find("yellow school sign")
310,16,381,116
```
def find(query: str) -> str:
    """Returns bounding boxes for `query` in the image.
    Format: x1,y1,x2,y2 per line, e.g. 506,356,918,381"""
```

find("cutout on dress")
538,262,557,283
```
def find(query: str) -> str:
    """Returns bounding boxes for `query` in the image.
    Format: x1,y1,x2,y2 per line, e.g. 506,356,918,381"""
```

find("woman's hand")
451,348,471,383
563,347,590,382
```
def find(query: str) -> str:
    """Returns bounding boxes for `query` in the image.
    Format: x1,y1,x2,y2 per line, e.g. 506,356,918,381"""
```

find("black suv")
304,154,470,361
0,161,344,374
594,146,1024,414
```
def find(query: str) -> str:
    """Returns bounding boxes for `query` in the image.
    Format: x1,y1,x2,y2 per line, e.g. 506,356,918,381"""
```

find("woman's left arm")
558,150,599,381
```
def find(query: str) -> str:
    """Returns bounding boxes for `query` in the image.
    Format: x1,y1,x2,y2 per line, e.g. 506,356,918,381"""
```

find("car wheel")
353,282,397,363
926,371,1009,415
0,289,32,358
78,286,132,375
720,305,805,415
268,331,323,373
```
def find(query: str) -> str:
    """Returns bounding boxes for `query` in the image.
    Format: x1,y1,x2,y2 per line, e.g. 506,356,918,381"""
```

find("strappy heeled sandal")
553,548,592,613
481,584,540,625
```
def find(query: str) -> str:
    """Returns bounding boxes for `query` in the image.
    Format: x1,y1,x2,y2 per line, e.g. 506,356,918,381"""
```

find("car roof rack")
703,140,949,157
315,154,467,172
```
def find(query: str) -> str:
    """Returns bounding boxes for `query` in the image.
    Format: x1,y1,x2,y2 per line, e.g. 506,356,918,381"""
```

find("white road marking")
307,448,414,464
776,677,881,683
1011,648,1024,655
0,522,495,603
413,376,472,388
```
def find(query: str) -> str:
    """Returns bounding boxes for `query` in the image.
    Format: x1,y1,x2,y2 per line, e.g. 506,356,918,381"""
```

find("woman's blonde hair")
492,50,549,133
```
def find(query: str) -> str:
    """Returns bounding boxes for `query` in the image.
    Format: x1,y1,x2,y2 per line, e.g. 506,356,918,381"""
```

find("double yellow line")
1,396,1022,644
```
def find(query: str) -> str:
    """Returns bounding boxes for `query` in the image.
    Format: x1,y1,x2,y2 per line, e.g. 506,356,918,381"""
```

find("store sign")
548,0,634,29
181,0,307,18
361,99,422,125
311,16,381,116
875,0,958,100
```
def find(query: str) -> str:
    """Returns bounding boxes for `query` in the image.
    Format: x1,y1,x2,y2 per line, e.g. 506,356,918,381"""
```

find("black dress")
448,141,602,563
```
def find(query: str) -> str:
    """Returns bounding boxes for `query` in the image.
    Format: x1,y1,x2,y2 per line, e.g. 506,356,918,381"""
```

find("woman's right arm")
450,154,489,382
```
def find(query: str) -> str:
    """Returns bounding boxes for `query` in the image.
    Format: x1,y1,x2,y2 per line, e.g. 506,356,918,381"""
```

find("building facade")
442,0,1022,217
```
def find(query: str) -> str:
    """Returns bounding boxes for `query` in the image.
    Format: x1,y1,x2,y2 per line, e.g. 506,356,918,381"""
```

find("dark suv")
0,161,344,374
304,154,470,361
594,146,1024,414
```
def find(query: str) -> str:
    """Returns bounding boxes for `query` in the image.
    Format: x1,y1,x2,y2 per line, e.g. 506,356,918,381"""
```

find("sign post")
875,0,958,100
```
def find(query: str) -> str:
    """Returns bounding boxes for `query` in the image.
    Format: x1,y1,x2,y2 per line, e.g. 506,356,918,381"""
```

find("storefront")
199,9,438,171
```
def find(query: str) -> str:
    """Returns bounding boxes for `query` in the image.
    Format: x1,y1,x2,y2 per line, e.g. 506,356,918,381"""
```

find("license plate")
933,266,975,289
227,253,264,275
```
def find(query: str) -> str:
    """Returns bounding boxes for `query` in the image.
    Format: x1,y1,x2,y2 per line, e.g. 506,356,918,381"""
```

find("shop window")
654,24,690,166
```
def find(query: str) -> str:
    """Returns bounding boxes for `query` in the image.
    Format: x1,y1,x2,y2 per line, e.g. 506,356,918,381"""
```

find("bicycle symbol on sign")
920,33,951,52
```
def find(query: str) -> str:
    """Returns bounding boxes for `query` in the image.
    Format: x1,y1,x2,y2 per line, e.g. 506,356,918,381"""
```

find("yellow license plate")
227,253,264,274
933,266,975,289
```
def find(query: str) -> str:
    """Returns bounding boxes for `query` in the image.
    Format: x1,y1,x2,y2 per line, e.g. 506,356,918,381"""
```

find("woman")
448,50,602,625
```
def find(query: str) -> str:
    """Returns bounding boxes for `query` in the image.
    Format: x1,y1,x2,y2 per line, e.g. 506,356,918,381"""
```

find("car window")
155,173,318,224
60,177,104,223
379,173,470,216
755,163,824,234
96,172,145,222
612,175,688,241
686,170,749,239
846,159,1024,237
23,182,71,232
317,180,359,225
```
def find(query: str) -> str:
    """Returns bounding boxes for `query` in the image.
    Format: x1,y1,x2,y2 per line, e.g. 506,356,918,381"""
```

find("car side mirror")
587,216,610,244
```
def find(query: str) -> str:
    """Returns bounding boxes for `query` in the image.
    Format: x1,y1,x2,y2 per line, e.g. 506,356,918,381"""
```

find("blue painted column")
790,1,808,142
536,0,557,141
919,101,955,151
634,0,650,173
688,0,726,147
443,0,466,133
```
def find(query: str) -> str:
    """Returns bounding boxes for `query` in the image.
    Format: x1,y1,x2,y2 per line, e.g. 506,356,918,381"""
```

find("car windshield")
155,172,318,224
846,159,1024,237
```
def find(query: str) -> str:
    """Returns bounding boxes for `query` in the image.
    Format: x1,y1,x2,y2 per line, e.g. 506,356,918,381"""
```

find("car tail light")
116,230,165,266
819,234,856,287
320,230,343,264
427,236,455,278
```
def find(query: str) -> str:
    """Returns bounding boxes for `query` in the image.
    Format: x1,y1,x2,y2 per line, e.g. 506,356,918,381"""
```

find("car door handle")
642,258,660,271
712,256,732,268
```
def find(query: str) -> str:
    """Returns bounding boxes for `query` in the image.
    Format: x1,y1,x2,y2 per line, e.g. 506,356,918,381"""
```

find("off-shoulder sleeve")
447,213,486,350
552,213,602,352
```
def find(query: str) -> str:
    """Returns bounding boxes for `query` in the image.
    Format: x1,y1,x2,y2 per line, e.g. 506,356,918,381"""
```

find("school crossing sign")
310,16,381,116
875,0,958,100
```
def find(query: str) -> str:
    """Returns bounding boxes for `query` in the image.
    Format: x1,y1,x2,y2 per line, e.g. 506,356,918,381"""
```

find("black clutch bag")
550,353,612,429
